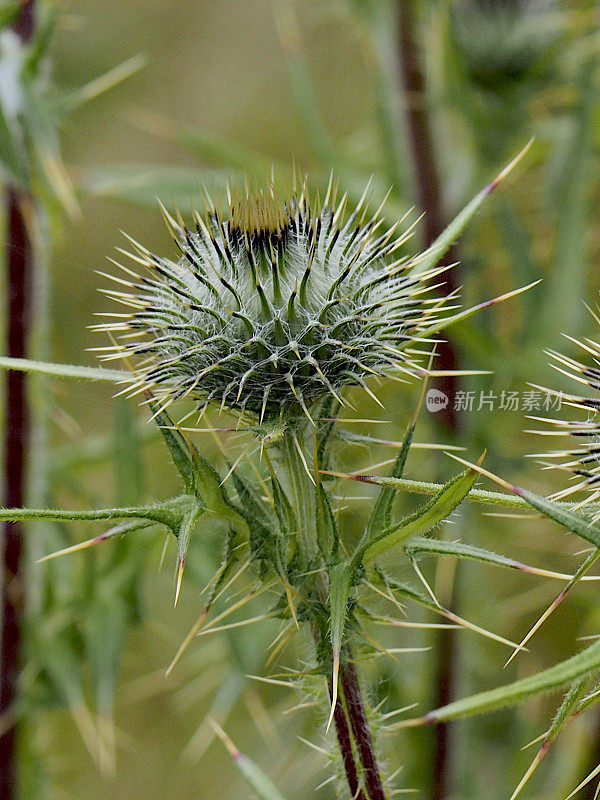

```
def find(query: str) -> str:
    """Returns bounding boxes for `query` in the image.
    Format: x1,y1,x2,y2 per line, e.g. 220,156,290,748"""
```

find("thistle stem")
341,659,387,800
1,0,36,782
328,678,368,800
396,7,458,798
285,430,384,798
0,187,31,800
396,1,459,433
281,427,317,568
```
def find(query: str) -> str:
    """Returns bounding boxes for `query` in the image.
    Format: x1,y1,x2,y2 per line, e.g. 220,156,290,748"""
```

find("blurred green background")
3,0,600,798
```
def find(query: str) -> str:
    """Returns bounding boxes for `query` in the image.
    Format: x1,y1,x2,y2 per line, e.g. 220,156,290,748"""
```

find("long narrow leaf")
403,638,600,726
361,466,479,563
414,139,533,275
0,355,129,382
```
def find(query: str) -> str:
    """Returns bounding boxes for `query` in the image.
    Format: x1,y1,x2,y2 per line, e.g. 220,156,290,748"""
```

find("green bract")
95,178,450,420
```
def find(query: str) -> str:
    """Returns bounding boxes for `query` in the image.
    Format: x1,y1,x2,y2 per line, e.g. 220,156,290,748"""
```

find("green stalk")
281,426,317,570
280,426,387,800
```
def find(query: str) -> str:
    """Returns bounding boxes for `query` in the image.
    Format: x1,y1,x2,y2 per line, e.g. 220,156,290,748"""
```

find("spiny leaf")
401,638,600,726
210,720,290,800
424,281,541,339
174,497,205,606
327,560,354,731
0,355,129,382
325,472,532,510
414,139,533,276
0,502,181,528
315,482,339,561
360,464,480,564
447,454,600,550
404,537,596,581
148,402,196,493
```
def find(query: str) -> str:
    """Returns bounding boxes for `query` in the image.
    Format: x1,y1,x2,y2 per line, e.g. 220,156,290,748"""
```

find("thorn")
445,452,515,493
486,137,534,195
166,606,210,676
326,651,340,733
209,719,240,760
174,557,185,607
283,580,299,629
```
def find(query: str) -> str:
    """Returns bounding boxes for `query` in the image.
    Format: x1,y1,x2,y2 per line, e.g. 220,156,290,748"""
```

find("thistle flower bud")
532,320,600,515
95,177,451,421
451,0,559,90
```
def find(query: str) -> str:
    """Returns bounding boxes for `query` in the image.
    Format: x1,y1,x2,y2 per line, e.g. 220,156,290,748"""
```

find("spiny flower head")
532,311,600,516
95,176,452,421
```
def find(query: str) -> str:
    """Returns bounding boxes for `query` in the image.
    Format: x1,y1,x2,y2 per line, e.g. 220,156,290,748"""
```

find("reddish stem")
0,4,36,796
397,1,459,432
329,679,368,800
396,7,459,799
341,660,387,800
0,188,32,800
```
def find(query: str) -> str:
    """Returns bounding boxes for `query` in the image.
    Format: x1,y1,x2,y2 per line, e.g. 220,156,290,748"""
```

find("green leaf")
361,467,479,564
423,281,541,339
364,405,416,546
0,504,175,527
212,721,290,800
230,470,275,560
413,638,600,724
175,497,205,575
414,140,533,276
327,559,354,729
333,473,532,510
0,356,129,382
78,164,230,208
315,482,339,561
510,487,600,550
329,561,353,657
405,537,540,573
148,403,195,493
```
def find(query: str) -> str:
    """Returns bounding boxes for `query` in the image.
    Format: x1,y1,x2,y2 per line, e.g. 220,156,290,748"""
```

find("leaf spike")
37,530,115,562
174,556,185,607
195,613,274,637
504,548,600,668
445,452,514,493
565,761,600,800
293,430,316,486
486,137,534,195
323,168,335,207
283,579,300,629
157,198,184,242
326,649,340,733
508,741,551,800
166,606,210,676
357,378,385,409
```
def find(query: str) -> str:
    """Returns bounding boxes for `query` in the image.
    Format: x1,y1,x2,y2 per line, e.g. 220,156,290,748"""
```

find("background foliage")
2,0,600,798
